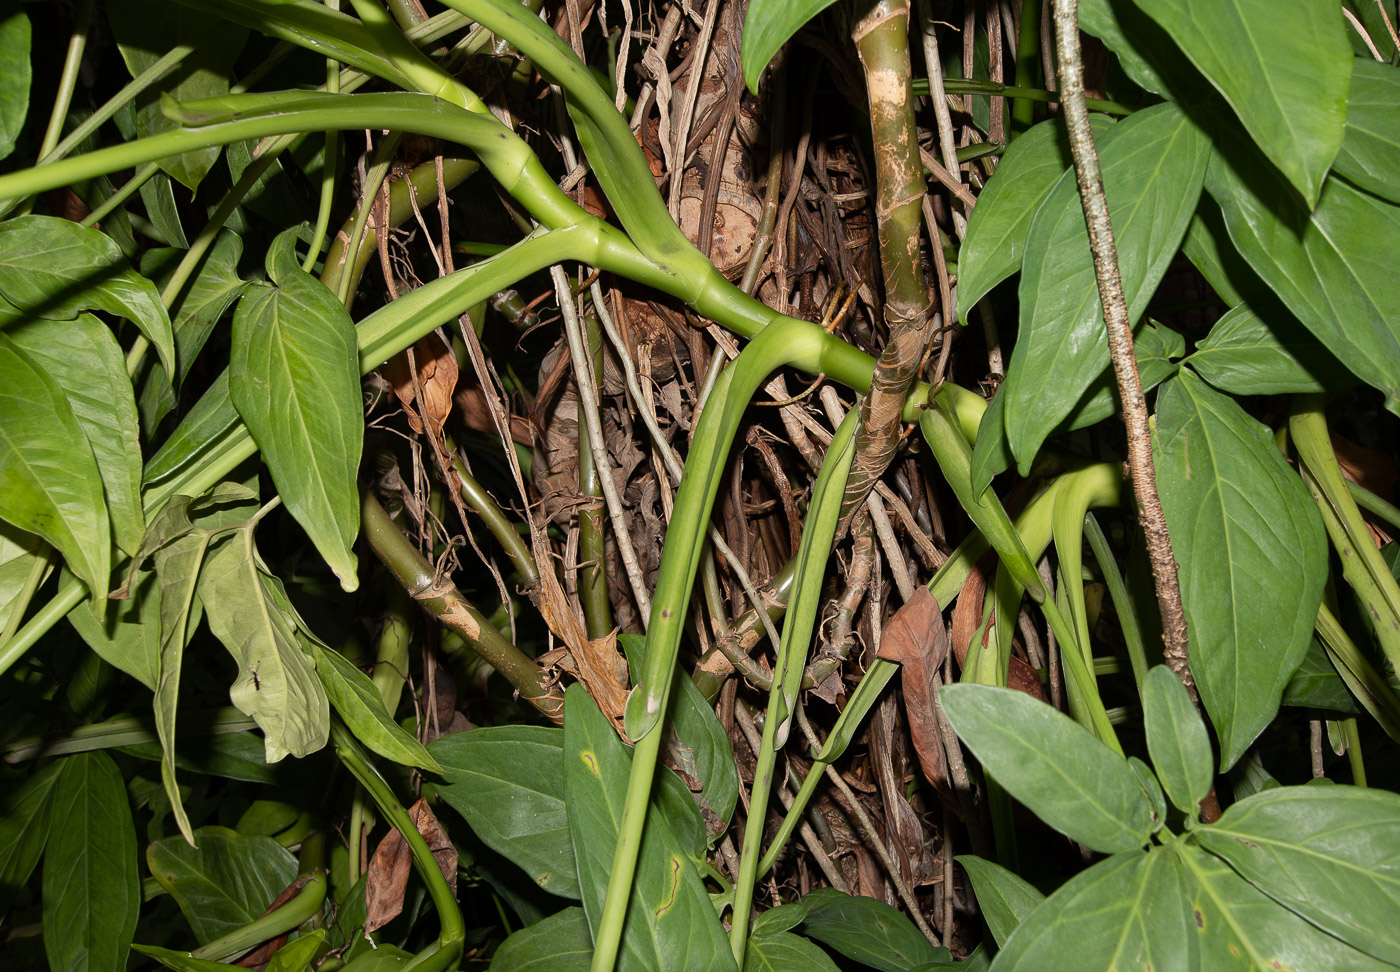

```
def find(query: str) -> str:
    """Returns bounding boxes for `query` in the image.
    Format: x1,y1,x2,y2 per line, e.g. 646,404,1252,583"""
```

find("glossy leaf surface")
993,849,1190,971
1143,666,1214,815
10,315,145,555
42,753,139,972
147,826,298,942
740,0,842,93
1003,103,1208,472
0,215,175,378
955,115,1114,324
792,888,950,971
1133,0,1350,204
315,644,441,772
230,229,361,591
1154,370,1328,767
1206,147,1400,413
1185,304,1352,397
958,855,1044,948
1174,841,1391,970
0,0,29,162
940,684,1154,853
1193,787,1400,965
1335,59,1400,204
487,907,593,971
0,333,110,602
562,684,734,972
431,726,578,899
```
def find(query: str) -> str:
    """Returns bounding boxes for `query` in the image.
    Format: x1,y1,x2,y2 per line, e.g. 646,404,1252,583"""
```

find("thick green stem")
191,832,327,962
576,315,612,639
1011,0,1044,132
361,490,564,721
843,0,935,522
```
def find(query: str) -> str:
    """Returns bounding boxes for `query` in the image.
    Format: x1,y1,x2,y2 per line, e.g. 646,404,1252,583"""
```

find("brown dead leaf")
235,875,312,967
365,799,458,938
381,330,458,435
949,553,994,667
876,587,953,801
542,630,631,734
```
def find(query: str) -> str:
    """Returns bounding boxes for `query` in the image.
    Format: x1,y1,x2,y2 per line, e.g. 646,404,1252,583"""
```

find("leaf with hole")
198,526,329,762
1153,370,1328,767
1002,103,1209,472
230,228,361,591
939,684,1154,853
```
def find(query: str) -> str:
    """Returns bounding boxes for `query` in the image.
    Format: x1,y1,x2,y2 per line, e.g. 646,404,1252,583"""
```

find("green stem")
447,442,539,589
46,46,197,165
1084,512,1148,691
1314,602,1400,741
576,314,612,639
191,832,327,962
37,0,94,161
1011,0,1044,132
332,723,465,972
1347,479,1400,535
360,490,564,721
3,707,254,763
911,77,1134,115
1342,717,1366,786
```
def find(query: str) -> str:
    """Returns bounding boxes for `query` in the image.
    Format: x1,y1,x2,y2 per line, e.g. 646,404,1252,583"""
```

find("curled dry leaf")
876,586,953,801
364,799,458,938
381,330,458,435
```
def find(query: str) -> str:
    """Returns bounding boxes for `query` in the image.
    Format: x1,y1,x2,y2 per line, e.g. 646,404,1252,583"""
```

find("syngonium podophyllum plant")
1,0,1400,969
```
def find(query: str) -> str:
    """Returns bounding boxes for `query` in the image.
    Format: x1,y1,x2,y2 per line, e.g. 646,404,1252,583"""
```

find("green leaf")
139,233,248,434
0,333,110,602
1061,320,1185,433
1335,59,1400,204
488,907,593,971
1205,145,1400,413
955,114,1114,325
65,566,161,690
939,684,1154,853
620,632,739,838
740,0,841,93
142,371,240,488
107,0,247,191
0,0,30,162
744,930,841,972
313,644,441,773
1174,840,1392,970
1143,666,1214,816
230,229,361,591
562,684,735,972
1153,370,1328,767
0,215,175,379
0,519,44,631
1131,0,1350,205
198,527,330,762
266,930,325,972
42,752,139,972
430,726,578,899
130,945,234,972
9,315,145,555
139,172,190,249
0,762,61,916
957,855,1045,948
792,888,950,971
1193,786,1400,965
993,848,1190,971
147,826,298,943
1185,304,1353,397
1127,756,1168,834
1282,637,1359,714
1003,103,1209,472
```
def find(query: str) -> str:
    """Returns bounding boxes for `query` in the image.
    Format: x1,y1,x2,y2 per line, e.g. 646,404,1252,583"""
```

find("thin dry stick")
1051,0,1193,694
551,266,653,624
